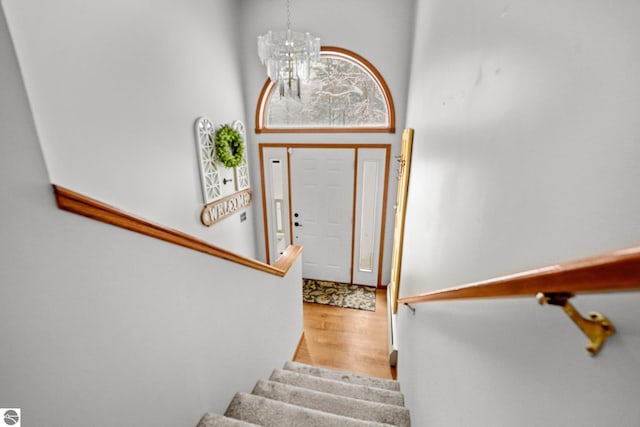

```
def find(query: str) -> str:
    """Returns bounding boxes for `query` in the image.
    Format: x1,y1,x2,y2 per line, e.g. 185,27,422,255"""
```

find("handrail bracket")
536,292,615,356
404,303,416,315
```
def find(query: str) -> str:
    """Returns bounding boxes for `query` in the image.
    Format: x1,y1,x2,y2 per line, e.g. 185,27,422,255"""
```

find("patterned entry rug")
302,278,376,311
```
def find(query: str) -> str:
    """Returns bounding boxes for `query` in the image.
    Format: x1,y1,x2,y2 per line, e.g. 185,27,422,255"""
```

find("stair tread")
252,379,411,427
197,412,260,427
270,368,405,406
225,392,394,427
284,361,401,391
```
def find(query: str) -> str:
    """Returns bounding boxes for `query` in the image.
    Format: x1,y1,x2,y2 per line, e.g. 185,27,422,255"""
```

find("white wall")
238,0,416,281
2,0,256,257
399,0,640,425
0,4,302,426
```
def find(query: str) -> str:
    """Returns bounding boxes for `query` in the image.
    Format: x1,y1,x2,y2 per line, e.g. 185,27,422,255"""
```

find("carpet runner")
302,278,376,311
197,361,410,426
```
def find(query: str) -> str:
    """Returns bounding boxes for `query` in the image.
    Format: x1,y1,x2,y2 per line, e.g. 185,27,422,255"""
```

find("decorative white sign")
194,118,250,205
200,189,252,226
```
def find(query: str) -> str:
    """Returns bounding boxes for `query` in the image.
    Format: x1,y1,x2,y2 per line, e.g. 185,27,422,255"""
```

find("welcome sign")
200,189,252,226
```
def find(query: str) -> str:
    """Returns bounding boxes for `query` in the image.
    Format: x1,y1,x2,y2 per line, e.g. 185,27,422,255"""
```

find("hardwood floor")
293,288,397,380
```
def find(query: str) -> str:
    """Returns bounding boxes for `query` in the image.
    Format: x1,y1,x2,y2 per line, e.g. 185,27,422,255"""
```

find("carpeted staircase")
197,361,410,426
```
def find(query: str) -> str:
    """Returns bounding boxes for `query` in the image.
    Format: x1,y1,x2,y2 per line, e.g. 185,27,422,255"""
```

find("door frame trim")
259,143,390,287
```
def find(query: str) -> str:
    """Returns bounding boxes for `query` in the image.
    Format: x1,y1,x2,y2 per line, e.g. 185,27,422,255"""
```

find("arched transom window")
256,47,395,133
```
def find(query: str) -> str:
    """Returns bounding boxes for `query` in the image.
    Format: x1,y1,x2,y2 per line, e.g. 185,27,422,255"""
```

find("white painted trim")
387,284,398,367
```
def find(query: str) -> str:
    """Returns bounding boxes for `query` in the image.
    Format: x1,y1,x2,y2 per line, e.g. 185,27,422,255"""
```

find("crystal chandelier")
257,0,321,98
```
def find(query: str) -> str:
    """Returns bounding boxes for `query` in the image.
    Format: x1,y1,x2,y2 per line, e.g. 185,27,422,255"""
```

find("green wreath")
211,125,244,168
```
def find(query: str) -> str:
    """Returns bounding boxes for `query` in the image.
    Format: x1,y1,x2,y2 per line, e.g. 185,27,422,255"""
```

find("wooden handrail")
53,185,302,277
397,246,640,305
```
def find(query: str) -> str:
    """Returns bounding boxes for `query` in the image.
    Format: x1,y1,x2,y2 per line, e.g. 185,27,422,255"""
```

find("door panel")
290,148,355,283
261,144,389,285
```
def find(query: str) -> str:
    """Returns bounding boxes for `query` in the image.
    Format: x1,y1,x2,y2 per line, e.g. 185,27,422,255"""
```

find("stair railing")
53,185,302,277
396,245,640,355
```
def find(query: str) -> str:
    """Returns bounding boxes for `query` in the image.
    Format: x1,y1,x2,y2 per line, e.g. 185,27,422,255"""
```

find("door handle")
294,222,302,227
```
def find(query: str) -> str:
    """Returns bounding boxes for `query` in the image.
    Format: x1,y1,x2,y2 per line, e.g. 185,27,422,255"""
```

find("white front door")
290,148,355,283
